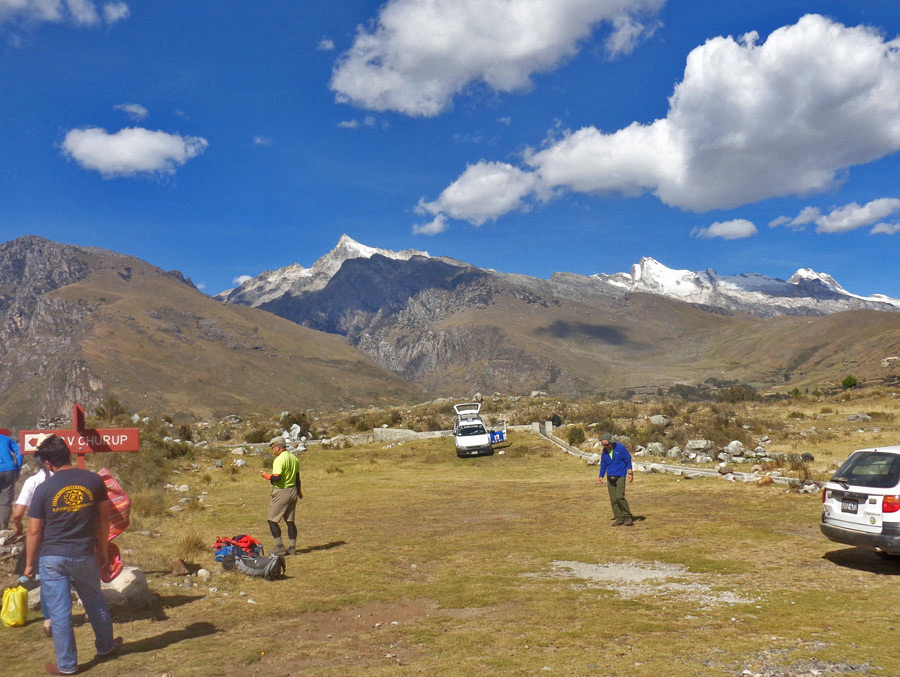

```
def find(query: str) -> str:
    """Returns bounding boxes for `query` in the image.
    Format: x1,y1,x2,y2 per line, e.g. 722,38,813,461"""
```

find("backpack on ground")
234,554,286,580
213,534,264,561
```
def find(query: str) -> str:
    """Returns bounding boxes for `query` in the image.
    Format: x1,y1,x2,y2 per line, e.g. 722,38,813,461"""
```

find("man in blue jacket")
0,430,23,529
597,432,635,527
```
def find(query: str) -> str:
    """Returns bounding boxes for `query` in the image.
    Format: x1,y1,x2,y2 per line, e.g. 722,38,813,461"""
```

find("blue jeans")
40,555,115,674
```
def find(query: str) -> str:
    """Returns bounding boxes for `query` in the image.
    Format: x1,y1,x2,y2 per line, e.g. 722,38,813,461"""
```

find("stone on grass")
171,559,191,576
649,415,670,427
104,566,155,608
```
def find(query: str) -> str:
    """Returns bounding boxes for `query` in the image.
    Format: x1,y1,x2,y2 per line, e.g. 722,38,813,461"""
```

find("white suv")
453,402,494,458
820,445,900,558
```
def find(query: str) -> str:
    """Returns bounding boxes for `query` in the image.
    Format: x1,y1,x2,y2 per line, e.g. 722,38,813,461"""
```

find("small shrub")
172,529,207,562
245,428,268,444
95,396,128,421
567,426,585,446
819,406,834,414
788,411,807,419
176,423,193,442
842,374,858,389
325,465,344,474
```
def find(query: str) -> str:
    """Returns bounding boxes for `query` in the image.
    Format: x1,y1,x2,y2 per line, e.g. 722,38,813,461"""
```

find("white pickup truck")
452,402,494,458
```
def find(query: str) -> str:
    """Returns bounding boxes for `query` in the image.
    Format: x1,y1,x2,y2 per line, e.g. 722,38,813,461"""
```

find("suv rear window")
831,451,900,489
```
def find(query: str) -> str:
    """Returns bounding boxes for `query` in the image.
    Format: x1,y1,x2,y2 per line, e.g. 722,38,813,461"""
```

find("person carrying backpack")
260,436,302,556
1,429,23,530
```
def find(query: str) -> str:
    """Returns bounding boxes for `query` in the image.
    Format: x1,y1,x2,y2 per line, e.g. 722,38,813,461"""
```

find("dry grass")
3,426,898,676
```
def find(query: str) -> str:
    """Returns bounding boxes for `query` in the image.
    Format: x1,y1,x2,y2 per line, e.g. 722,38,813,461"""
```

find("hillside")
0,236,422,429
244,248,900,396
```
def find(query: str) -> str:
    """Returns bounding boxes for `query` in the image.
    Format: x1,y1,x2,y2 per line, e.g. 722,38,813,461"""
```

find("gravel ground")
544,560,756,608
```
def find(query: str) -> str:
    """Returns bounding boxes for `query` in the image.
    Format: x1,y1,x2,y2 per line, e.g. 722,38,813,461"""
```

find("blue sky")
2,0,900,298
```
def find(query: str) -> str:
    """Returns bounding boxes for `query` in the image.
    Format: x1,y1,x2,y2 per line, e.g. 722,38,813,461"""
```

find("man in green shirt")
260,436,301,556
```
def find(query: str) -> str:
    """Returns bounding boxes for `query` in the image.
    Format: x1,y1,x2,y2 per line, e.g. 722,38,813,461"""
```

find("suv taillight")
822,488,827,503
883,495,900,513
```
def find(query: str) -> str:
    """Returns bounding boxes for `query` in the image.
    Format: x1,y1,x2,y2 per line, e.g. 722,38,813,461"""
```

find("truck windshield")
832,452,900,489
458,425,486,437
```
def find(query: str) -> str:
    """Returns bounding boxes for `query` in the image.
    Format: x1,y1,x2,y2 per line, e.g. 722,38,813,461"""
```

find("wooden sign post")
19,404,140,469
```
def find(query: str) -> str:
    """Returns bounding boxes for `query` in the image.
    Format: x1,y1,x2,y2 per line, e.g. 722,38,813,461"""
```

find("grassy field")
2,431,898,676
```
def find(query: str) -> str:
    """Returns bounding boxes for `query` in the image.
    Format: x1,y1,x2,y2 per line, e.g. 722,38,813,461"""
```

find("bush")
567,426,585,446
245,428,268,444
95,396,128,421
842,374,858,389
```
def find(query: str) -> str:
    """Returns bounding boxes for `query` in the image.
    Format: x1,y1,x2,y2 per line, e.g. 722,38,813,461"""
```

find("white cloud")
61,126,208,178
331,0,666,117
605,14,660,57
233,275,253,285
102,2,128,24
420,14,900,226
0,0,128,26
814,198,900,233
412,213,448,236
691,219,757,240
416,161,539,226
113,102,149,121
871,222,900,235
338,119,361,129
498,117,511,126
770,206,821,230
253,135,273,146
318,37,334,51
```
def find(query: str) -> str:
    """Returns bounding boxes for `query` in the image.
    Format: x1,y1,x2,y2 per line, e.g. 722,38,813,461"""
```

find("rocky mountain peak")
216,234,431,307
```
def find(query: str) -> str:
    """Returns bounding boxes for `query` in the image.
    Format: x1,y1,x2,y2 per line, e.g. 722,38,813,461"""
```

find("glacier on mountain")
592,258,900,317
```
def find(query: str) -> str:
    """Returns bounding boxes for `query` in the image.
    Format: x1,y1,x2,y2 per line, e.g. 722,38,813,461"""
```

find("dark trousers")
606,476,632,519
0,469,17,529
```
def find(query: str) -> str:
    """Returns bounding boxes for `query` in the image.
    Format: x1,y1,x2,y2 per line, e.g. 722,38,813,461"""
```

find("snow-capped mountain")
215,234,430,306
593,258,900,317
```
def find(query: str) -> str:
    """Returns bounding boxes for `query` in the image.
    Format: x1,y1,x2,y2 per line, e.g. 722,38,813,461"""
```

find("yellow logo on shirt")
51,485,95,513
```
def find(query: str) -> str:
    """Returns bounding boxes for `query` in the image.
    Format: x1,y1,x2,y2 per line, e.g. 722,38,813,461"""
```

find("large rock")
105,566,155,608
685,439,713,452
724,440,745,456
647,442,665,456
649,415,670,427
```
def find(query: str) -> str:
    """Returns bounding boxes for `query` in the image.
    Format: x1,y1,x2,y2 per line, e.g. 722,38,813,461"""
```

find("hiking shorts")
268,485,299,522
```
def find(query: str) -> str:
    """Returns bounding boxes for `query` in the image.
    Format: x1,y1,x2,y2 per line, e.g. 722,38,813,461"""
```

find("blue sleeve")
598,453,609,477
12,439,22,469
624,448,633,470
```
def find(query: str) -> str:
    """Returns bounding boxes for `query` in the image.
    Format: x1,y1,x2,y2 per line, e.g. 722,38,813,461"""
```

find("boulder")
105,566,154,608
231,448,245,455
101,588,129,608
649,415,670,427
846,413,872,422
685,439,713,452
724,440,745,456
647,442,665,456
171,559,191,576
232,458,247,468
587,453,601,465
757,475,774,487
666,448,680,460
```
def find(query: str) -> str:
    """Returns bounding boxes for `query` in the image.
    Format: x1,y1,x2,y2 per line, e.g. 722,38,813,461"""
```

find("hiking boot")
287,546,296,556
622,517,634,527
611,518,625,526
272,546,288,556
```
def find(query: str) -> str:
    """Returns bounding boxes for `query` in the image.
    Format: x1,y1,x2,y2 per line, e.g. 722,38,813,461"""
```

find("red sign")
20,428,140,454
18,404,140,469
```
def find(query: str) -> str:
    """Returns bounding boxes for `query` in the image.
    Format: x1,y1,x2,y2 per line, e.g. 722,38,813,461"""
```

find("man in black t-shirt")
25,436,122,675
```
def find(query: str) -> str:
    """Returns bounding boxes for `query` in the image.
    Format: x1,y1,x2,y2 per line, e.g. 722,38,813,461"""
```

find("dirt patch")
271,597,438,642
542,560,756,608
